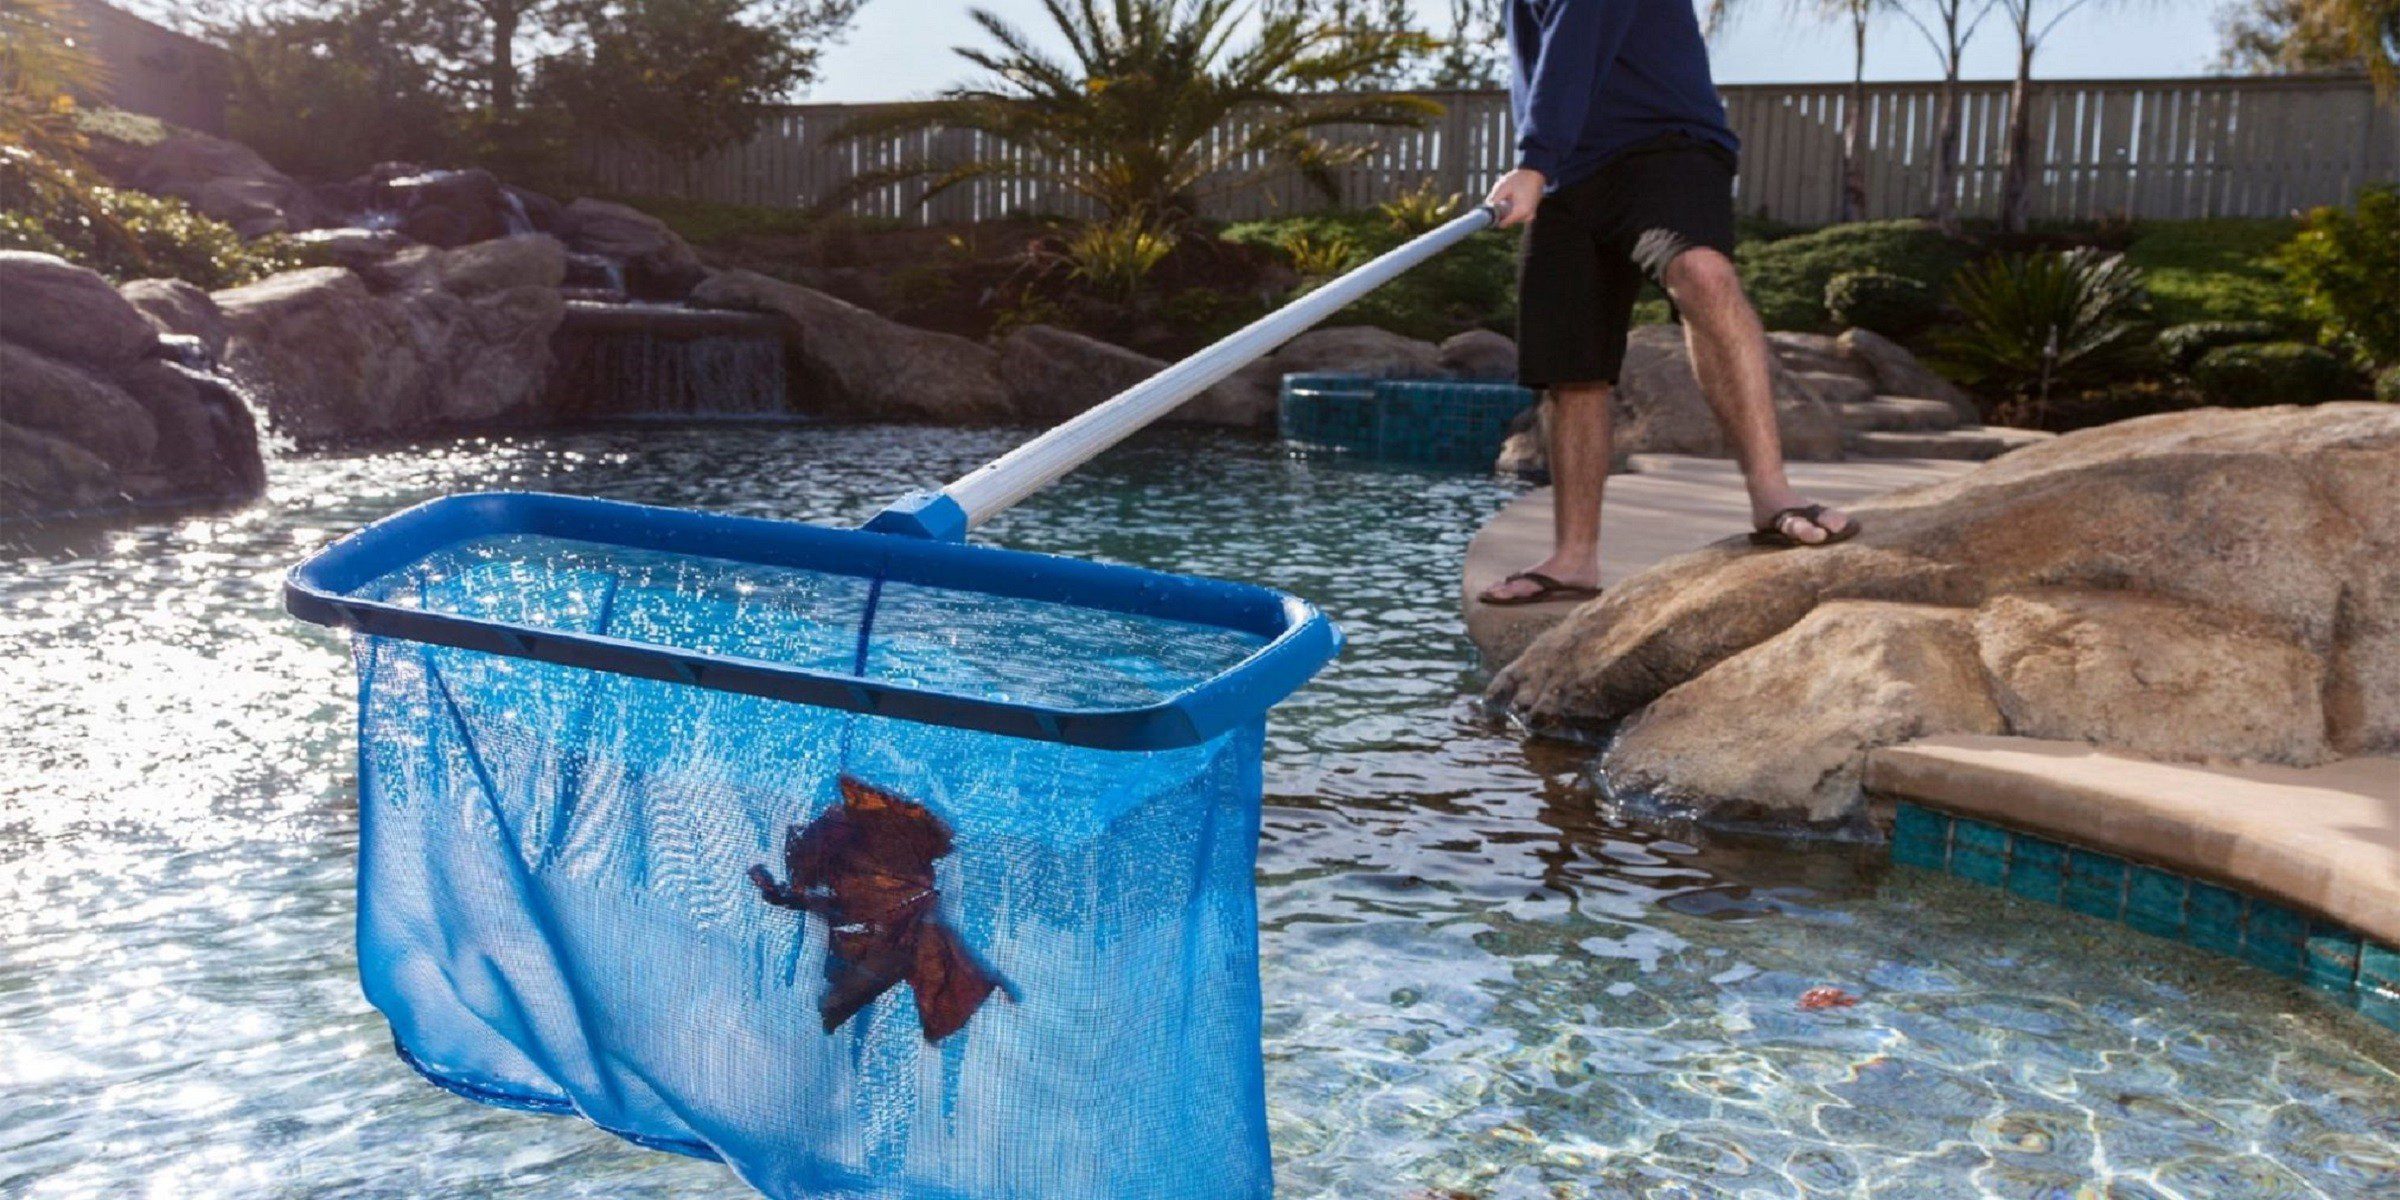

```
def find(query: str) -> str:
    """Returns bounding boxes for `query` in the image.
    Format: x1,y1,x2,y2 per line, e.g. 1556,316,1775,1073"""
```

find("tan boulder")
1492,405,2400,825
435,234,567,297
992,324,1260,425
122,279,229,360
1613,324,1845,461
1972,591,2330,765
0,422,119,518
0,340,159,469
560,199,706,299
693,270,1012,423
1438,329,1518,379
1839,328,1978,423
1604,602,2005,826
1767,330,1875,384
0,251,160,364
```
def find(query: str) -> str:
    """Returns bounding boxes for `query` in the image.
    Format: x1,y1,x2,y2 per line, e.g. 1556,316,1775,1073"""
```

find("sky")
806,0,2232,103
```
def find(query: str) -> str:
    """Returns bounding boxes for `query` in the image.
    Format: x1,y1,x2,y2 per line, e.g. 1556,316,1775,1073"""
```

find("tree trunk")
1931,64,1961,233
1999,39,2036,234
490,5,520,118
1842,16,1868,223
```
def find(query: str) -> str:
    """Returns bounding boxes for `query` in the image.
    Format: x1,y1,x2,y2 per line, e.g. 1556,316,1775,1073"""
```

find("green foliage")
1823,270,1936,339
1937,248,2155,406
1223,209,1514,340
2378,364,2400,403
0,147,309,287
539,0,860,162
2123,218,2304,327
1275,225,1361,277
218,2,472,181
2190,341,2357,405
1737,219,1972,332
1065,212,1176,301
2157,320,2280,374
0,0,100,167
2278,185,2400,367
1375,177,1461,235
830,0,1440,223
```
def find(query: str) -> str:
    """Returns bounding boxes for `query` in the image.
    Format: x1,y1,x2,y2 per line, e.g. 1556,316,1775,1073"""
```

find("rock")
86,128,322,237
1793,370,1875,411
1604,602,2005,827
1767,331,1875,385
1839,328,1978,422
508,186,563,233
560,199,707,299
435,234,567,297
1973,591,2329,765
1613,325,1845,461
1491,404,2400,823
286,228,415,275
1494,399,1550,480
216,259,564,441
1266,326,1445,379
0,252,159,364
692,270,1011,423
0,422,119,518
993,324,1258,425
113,360,267,503
375,168,521,249
0,340,158,468
1439,329,1519,380
121,279,229,360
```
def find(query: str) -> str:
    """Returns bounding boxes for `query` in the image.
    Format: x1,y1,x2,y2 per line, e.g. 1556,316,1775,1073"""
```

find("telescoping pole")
865,203,1503,541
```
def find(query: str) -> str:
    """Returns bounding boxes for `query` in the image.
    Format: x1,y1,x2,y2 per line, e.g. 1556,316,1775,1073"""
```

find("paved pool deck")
1867,736,2400,950
1461,454,1974,667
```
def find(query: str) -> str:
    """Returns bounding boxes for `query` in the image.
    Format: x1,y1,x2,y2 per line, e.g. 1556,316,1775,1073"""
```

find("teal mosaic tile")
2124,866,2188,939
2062,849,2128,920
1890,805,1950,870
2241,901,2308,980
2305,923,2363,996
2359,987,2400,1032
2005,836,2066,904
2185,883,2246,957
2362,941,2400,995
1949,826,2008,887
1278,375,1534,470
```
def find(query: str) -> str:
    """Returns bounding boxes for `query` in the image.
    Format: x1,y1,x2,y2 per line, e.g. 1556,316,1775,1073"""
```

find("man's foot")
1478,563,1602,606
1749,502,1859,547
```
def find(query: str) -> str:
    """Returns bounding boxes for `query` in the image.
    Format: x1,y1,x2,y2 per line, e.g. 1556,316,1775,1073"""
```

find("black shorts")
1515,134,1739,389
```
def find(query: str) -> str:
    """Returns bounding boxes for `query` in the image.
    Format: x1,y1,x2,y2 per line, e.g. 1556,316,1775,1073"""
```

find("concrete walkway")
1867,736,2400,949
1462,454,1973,666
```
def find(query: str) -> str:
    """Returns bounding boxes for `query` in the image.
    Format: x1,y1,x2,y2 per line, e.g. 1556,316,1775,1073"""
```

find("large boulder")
121,279,229,360
1613,324,1845,460
215,236,566,442
375,167,522,248
1265,326,1445,378
1767,331,1875,386
0,256,266,519
87,127,322,237
1490,404,2400,826
994,324,1266,425
0,252,161,364
1439,329,1519,380
693,270,1011,423
1839,328,1979,423
560,199,706,299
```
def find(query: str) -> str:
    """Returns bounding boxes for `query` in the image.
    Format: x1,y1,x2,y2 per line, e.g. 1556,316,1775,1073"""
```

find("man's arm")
1513,0,1640,181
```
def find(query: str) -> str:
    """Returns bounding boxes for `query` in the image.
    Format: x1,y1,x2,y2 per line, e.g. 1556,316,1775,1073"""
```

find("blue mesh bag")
286,205,1498,1198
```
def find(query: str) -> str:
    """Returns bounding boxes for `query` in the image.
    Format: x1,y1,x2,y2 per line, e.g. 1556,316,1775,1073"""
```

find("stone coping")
1461,454,1973,667
1864,735,2400,948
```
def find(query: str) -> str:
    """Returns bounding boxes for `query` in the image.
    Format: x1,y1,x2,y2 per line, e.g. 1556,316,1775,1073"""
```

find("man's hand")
1485,168,1547,227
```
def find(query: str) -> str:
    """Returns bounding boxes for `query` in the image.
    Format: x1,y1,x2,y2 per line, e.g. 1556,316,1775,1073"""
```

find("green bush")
1223,211,1515,340
1737,219,1972,331
1936,248,2155,406
2157,320,2280,374
0,147,309,288
2124,218,2304,327
2278,185,2400,367
1824,270,1936,338
2190,342,2356,406
2378,365,2400,404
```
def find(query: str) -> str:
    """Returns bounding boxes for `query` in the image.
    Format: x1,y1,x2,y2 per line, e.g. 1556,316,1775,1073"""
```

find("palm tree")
1992,0,2146,232
1894,0,1996,233
830,0,1440,224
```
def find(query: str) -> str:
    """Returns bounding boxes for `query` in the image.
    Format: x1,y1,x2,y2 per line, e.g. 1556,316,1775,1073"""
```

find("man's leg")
1482,382,1612,602
1661,248,1853,543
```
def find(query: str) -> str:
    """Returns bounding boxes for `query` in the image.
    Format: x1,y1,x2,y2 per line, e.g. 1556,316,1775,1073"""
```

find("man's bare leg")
1661,248,1853,543
1479,381,1611,602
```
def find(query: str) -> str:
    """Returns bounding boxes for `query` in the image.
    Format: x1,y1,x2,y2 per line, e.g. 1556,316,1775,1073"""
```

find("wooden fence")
580,74,2400,226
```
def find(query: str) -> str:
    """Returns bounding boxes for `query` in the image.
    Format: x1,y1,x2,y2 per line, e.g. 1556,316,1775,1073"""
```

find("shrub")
2279,185,2400,367
1824,270,1936,338
0,146,308,287
2124,218,2303,327
2379,365,2400,404
2190,342,2357,406
1065,213,1176,302
2157,320,2280,374
1737,219,1972,331
1223,211,1514,340
1376,178,1461,235
1936,248,2155,409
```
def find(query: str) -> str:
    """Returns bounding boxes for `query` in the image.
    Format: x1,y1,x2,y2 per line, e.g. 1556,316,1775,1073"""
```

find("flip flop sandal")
1750,504,1862,548
1479,570,1603,607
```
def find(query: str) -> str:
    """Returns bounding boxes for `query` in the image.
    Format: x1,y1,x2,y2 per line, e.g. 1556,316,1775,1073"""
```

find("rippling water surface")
5,425,2397,1200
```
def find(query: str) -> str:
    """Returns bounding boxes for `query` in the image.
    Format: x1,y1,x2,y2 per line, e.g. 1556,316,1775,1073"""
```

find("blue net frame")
289,494,1341,1200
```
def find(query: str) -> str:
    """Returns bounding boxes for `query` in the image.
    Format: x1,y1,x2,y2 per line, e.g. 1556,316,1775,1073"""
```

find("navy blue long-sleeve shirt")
1508,0,1738,188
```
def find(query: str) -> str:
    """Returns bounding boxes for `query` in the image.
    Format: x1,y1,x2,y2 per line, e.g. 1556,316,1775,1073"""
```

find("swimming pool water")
3,424,2396,1199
